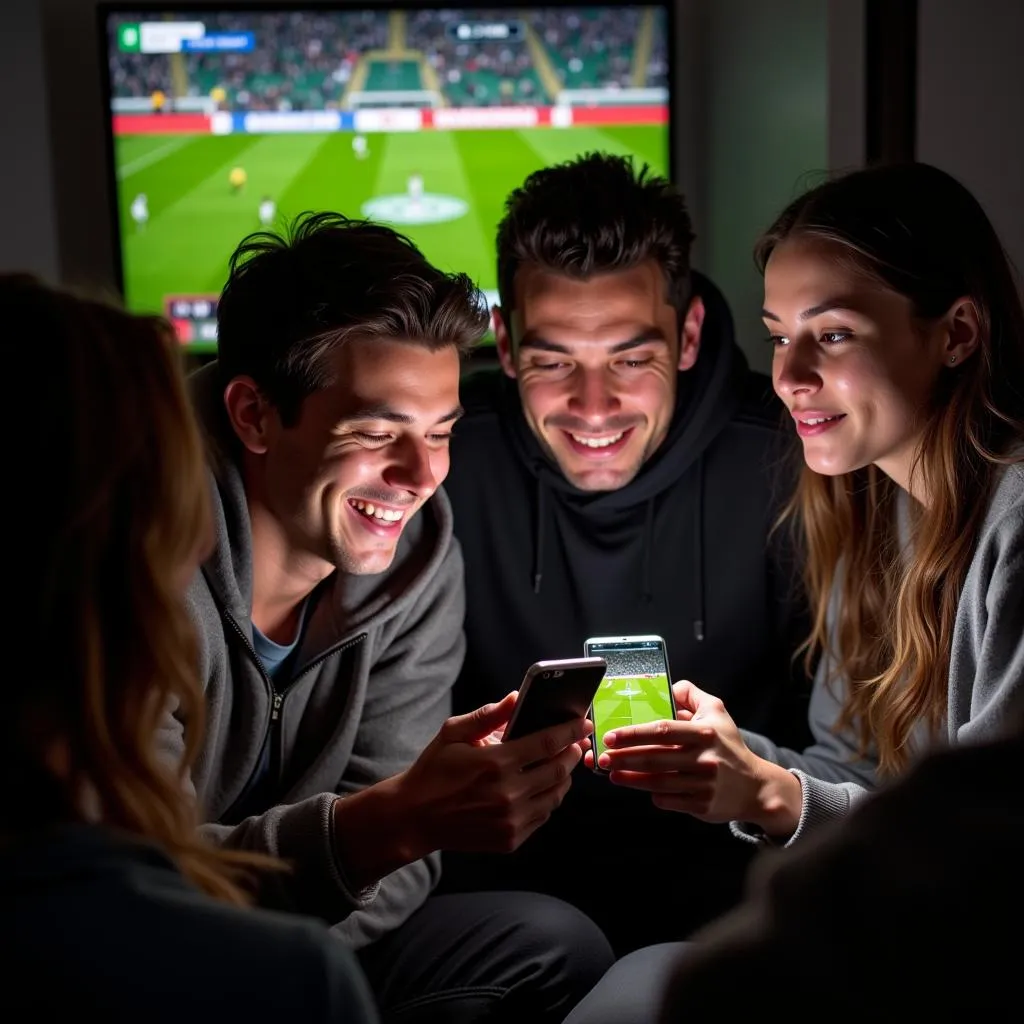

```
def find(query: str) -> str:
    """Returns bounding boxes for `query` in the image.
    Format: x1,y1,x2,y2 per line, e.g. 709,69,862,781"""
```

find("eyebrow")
761,298,860,323
517,329,669,354
343,402,464,425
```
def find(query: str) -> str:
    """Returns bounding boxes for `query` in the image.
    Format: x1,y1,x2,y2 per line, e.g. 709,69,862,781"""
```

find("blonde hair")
4,274,276,903
757,165,1024,774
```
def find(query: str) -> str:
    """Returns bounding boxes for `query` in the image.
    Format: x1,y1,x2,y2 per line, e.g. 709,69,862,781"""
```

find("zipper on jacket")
218,609,367,821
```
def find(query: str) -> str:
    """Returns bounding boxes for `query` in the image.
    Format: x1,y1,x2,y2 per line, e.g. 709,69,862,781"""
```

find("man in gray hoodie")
164,212,614,1022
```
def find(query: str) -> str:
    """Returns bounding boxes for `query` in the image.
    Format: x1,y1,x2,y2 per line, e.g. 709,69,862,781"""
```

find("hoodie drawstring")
641,497,656,604
533,482,547,594
693,453,706,641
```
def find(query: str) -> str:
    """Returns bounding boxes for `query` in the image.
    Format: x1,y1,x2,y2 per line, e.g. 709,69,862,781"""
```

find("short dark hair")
217,211,488,425
496,152,695,320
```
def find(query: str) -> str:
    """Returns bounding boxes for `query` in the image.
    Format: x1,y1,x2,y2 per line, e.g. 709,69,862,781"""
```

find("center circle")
361,193,469,226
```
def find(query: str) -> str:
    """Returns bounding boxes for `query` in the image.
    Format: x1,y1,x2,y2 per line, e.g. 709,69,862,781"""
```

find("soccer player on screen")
258,196,276,227
352,134,368,159
229,166,247,194
129,193,149,231
407,171,424,211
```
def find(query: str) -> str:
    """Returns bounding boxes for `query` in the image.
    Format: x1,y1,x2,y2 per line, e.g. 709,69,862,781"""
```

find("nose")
773,339,822,400
383,436,441,498
567,367,621,423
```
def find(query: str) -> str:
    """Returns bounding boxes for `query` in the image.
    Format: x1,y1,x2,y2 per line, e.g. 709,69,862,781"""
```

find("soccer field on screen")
592,672,673,758
115,125,669,318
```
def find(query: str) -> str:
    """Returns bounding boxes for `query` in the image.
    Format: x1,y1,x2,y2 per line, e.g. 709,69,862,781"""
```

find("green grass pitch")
114,125,669,321
592,672,674,758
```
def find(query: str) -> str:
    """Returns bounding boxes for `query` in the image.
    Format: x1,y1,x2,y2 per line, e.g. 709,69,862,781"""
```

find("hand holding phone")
583,635,676,770
372,687,594,866
502,657,607,742
583,677,802,833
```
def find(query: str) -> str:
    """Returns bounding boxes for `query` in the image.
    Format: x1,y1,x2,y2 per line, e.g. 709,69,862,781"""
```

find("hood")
189,362,454,646
496,271,747,625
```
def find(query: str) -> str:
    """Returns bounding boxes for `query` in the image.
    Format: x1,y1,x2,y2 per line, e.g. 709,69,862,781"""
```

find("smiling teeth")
804,416,840,425
350,500,404,522
572,432,624,448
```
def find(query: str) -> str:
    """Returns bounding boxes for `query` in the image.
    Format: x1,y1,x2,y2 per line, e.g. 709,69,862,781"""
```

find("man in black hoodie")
441,153,813,954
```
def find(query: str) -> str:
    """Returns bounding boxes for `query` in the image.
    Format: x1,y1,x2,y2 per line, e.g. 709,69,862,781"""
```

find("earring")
949,355,957,364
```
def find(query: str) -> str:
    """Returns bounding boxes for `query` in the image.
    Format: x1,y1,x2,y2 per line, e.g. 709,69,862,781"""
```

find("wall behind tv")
917,0,1024,289
0,0,59,279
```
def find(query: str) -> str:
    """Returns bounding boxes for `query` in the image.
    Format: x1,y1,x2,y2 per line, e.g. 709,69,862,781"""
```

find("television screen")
100,3,673,351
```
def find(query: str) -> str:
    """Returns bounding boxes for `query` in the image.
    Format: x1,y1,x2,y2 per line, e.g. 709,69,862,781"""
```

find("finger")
672,679,706,711
607,769,716,799
507,773,574,848
443,692,518,743
673,680,726,720
598,748,717,775
582,748,596,769
510,716,592,767
604,720,715,749
521,742,582,795
532,773,574,816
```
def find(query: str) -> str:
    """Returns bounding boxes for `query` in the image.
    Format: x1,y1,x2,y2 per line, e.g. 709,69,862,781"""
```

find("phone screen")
584,637,674,762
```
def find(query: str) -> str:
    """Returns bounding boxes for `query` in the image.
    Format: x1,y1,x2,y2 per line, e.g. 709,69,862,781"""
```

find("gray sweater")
162,365,466,949
737,460,1024,845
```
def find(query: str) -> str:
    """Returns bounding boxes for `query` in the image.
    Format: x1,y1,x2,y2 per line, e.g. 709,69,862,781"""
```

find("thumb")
672,679,707,714
443,691,518,743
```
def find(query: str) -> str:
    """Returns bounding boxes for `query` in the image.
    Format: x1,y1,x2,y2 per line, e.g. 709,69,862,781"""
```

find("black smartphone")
583,635,676,771
502,657,608,742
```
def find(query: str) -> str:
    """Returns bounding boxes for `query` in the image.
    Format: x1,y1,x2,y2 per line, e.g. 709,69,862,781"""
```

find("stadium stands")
406,9,545,107
528,7,641,91
108,7,667,113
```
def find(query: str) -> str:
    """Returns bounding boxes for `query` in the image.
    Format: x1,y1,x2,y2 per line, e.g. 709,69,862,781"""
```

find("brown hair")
3,274,274,902
216,211,489,425
496,151,695,322
757,163,1024,774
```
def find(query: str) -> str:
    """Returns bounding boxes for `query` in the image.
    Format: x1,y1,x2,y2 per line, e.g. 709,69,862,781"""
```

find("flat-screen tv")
99,3,674,351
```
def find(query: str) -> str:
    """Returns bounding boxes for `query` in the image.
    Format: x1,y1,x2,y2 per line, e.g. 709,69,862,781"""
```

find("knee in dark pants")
357,891,614,1024
486,891,615,1023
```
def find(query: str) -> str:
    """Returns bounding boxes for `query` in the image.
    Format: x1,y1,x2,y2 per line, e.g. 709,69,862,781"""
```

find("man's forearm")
331,772,430,890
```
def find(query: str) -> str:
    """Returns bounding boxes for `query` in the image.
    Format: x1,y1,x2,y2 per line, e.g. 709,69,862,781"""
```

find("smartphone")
583,635,676,770
502,657,608,742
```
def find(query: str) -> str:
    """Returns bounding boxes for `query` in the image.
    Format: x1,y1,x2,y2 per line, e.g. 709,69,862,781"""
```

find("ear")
223,376,275,455
678,295,705,372
493,306,516,378
939,297,982,368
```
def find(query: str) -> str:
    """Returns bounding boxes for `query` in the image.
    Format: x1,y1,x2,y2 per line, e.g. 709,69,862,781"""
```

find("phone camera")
542,672,550,679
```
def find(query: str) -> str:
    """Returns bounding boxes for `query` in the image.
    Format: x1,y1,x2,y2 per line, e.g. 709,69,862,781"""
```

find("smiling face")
764,235,953,490
235,337,462,577
496,260,701,492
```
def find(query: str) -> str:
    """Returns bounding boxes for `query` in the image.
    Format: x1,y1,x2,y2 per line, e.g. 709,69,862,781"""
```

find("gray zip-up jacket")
736,459,1024,845
163,365,466,949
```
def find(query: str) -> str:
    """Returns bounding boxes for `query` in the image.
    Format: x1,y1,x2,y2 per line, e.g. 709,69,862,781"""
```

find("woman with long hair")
0,274,377,1022
586,160,1024,840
